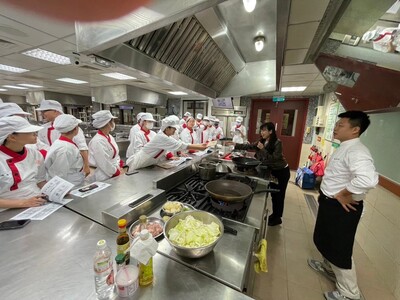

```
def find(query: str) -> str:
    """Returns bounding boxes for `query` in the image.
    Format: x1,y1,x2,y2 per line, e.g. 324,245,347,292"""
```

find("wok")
231,157,261,170
205,179,279,203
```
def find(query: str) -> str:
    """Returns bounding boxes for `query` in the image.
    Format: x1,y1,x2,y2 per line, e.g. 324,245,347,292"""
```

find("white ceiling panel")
289,0,330,24
0,35,31,57
283,64,319,75
281,81,312,87
286,22,320,49
3,53,59,70
282,73,318,82
0,15,57,47
315,74,325,80
40,40,77,57
284,49,308,65
0,3,75,38
309,80,326,87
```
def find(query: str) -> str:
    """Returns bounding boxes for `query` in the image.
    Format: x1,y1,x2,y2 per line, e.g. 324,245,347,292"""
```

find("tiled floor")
252,173,396,300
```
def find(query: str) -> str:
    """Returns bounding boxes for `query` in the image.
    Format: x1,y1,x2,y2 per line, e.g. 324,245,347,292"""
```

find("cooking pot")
198,163,216,181
205,179,279,203
231,157,261,171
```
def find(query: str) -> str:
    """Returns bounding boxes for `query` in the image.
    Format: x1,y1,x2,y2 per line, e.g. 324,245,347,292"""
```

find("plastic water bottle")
94,240,114,299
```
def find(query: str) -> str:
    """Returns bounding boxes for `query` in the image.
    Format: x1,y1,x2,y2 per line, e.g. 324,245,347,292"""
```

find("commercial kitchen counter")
0,208,253,300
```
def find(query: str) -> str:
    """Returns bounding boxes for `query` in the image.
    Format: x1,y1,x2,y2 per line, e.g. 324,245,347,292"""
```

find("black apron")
313,192,363,269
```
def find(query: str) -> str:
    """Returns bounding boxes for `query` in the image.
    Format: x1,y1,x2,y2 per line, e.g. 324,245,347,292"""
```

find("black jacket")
234,139,288,170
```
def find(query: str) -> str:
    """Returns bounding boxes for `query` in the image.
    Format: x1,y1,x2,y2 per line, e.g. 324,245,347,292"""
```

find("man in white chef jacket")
45,114,84,186
126,113,157,158
126,116,208,170
0,102,48,157
88,110,122,182
178,111,192,133
214,118,224,140
230,116,246,143
0,116,47,209
35,100,90,176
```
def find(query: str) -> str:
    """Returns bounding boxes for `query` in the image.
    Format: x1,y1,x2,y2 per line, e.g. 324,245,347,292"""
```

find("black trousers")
269,166,290,219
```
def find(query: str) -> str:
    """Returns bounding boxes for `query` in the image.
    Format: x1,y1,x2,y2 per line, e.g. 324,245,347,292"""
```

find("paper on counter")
41,176,74,202
11,198,73,221
157,157,192,169
192,149,210,156
207,140,217,147
69,182,111,198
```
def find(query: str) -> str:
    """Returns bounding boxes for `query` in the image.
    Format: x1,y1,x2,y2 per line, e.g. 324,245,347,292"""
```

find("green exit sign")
273,96,285,102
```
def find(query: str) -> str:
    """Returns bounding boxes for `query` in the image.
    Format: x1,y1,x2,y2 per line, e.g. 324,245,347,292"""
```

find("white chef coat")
214,126,224,140
200,127,209,143
0,145,46,200
45,136,84,186
127,131,188,170
128,124,141,144
126,127,156,159
88,131,121,182
38,121,88,151
178,119,187,134
208,126,216,141
180,127,198,144
231,124,246,143
195,123,205,143
321,138,379,200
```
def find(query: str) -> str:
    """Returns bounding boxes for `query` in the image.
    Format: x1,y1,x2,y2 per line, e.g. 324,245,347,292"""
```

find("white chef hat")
183,112,191,117
203,116,210,121
141,112,156,122
236,116,243,123
92,110,117,128
136,112,145,121
0,102,31,118
196,113,203,120
186,116,195,123
53,114,82,133
209,116,216,122
0,116,43,144
161,115,180,131
214,118,220,123
35,99,64,114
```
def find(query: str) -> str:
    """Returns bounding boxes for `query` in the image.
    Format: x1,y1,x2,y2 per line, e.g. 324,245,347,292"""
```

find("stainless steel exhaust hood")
92,84,167,106
25,91,92,106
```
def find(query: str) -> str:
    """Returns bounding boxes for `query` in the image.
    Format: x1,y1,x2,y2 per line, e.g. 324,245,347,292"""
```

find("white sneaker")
324,290,360,300
307,258,336,282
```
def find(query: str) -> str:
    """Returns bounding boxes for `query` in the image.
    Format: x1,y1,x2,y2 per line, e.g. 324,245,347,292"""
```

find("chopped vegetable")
163,201,182,214
168,215,221,248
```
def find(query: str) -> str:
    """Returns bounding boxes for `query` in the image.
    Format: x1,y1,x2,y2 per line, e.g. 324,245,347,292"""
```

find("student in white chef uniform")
214,118,224,140
128,112,145,149
180,116,199,154
200,116,210,143
127,116,208,170
0,116,47,209
45,114,84,186
0,102,48,157
230,116,246,143
88,110,123,182
35,99,90,176
178,111,192,134
126,113,157,158
208,116,217,141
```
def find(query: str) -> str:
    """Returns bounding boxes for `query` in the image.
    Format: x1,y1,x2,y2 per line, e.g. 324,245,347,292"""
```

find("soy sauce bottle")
116,219,130,264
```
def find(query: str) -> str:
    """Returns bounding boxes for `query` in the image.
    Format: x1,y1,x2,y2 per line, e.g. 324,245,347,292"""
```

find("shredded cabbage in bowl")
168,215,221,248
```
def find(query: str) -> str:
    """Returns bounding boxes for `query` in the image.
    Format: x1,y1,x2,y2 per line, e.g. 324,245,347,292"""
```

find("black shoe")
268,217,282,226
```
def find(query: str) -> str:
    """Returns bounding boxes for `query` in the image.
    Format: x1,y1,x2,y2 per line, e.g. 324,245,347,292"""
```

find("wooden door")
249,99,309,170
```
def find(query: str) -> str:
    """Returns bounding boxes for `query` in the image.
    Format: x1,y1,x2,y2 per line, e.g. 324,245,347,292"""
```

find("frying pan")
231,157,261,170
205,179,279,203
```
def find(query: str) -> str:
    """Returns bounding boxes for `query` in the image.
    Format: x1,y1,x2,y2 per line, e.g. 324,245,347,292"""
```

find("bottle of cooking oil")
138,229,154,286
138,215,147,232
116,219,130,264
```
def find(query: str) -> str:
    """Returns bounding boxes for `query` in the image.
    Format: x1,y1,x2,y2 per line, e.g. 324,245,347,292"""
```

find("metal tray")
128,217,165,240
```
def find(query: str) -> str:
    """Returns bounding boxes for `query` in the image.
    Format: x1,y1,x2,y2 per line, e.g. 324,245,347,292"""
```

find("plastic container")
138,230,154,286
116,265,139,298
93,240,114,299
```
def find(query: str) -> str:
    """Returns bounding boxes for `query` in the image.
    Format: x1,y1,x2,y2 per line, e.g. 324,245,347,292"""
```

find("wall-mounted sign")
272,96,285,102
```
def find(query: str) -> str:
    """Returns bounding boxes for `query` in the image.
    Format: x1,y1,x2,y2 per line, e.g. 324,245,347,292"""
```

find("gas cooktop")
165,173,257,222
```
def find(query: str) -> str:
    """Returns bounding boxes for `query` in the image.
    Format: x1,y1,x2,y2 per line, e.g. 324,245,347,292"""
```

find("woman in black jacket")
234,122,290,226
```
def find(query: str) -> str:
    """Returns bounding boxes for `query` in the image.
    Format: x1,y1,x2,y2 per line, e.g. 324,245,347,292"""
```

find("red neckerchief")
182,123,187,129
140,126,150,142
97,130,117,159
47,123,55,145
0,145,27,191
236,124,241,129
59,136,78,148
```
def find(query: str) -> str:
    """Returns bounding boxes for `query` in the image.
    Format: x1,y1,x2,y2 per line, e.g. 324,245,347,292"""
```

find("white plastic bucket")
116,265,139,298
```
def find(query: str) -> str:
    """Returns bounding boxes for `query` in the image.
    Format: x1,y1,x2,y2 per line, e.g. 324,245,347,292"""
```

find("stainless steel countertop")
66,151,215,228
0,208,253,300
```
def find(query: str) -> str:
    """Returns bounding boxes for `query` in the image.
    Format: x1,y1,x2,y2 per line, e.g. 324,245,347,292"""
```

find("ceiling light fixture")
18,83,43,88
0,63,29,73
243,0,256,13
0,88,8,92
254,35,265,52
22,48,71,65
168,91,188,95
56,78,88,84
3,85,29,90
101,73,137,80
281,86,307,92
